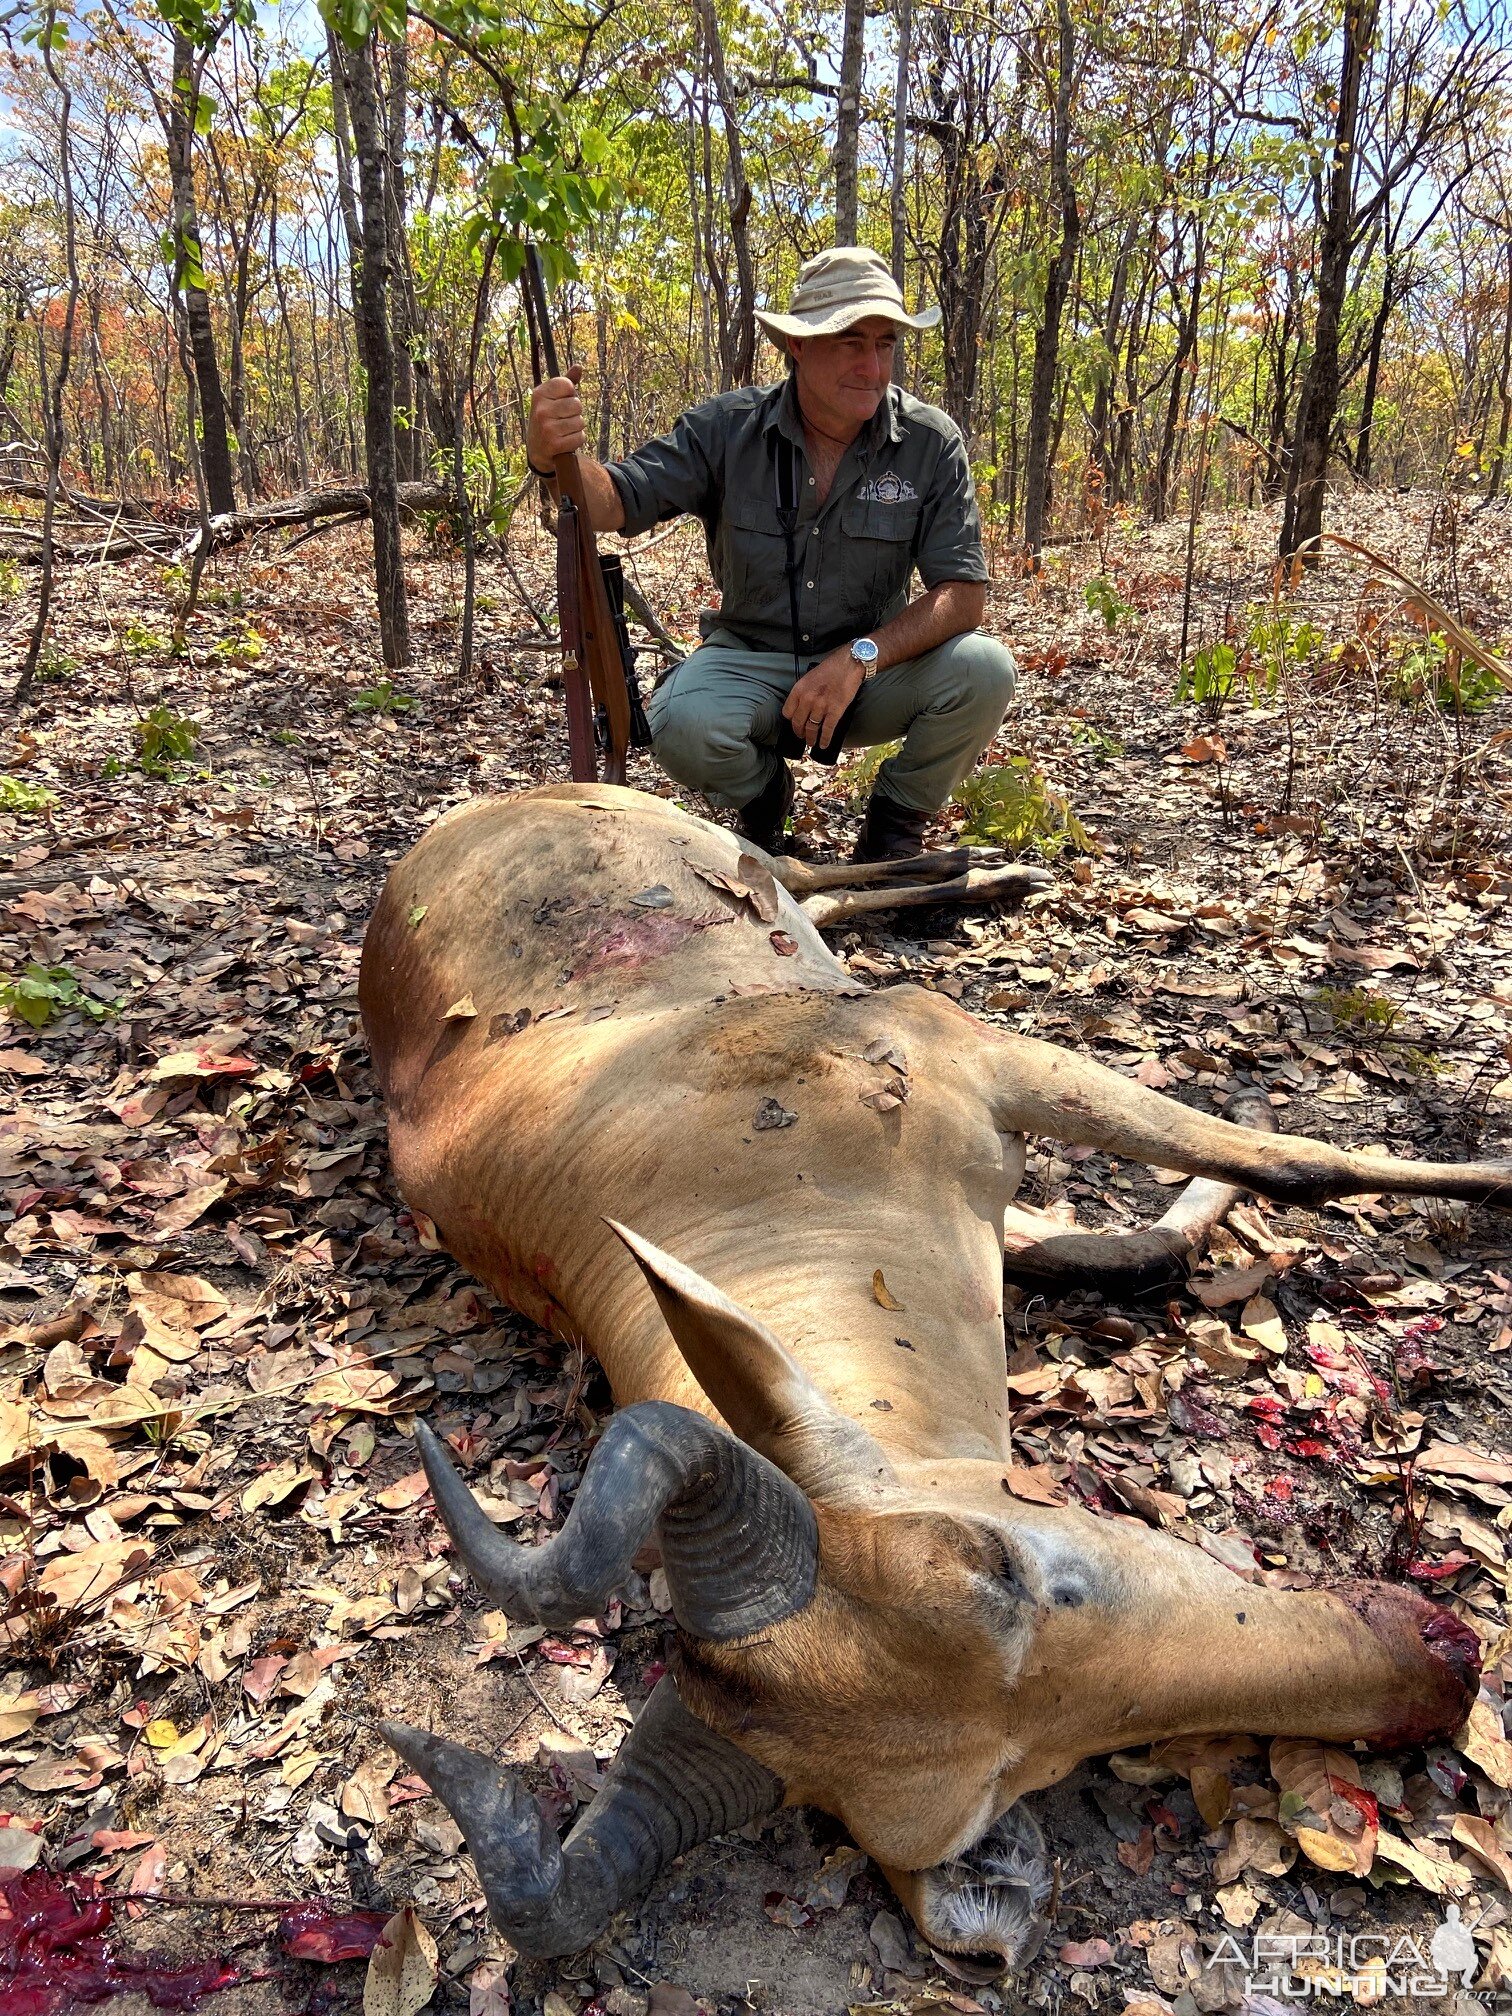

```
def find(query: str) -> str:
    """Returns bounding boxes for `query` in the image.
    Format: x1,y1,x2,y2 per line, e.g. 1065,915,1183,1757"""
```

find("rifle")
522,245,650,786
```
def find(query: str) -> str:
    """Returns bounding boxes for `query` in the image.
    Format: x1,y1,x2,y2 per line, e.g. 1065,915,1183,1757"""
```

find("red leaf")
1060,1938,1114,1968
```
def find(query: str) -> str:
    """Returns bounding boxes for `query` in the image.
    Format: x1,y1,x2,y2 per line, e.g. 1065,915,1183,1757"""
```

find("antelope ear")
605,1220,892,1501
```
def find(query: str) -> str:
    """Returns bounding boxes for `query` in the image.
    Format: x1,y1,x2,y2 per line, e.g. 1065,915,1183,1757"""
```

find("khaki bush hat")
754,246,942,342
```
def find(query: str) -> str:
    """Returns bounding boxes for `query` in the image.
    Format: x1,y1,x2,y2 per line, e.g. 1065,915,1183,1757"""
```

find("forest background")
3,0,1512,685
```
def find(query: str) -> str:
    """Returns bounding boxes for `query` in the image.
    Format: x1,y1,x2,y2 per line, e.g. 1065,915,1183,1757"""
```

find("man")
526,246,1016,860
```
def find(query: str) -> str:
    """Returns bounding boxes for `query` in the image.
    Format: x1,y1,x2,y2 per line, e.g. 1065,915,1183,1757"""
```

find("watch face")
852,637,879,665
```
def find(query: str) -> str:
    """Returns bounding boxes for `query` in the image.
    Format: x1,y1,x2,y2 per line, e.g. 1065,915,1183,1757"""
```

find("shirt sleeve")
914,427,989,588
606,399,723,537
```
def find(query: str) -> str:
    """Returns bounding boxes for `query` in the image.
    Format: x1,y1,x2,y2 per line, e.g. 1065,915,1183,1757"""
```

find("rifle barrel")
524,245,561,381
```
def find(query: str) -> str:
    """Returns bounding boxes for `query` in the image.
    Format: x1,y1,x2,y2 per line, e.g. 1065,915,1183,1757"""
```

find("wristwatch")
849,636,880,679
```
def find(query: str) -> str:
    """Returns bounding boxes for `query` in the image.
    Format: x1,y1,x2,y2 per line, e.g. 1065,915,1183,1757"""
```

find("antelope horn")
381,1675,781,1958
413,1404,817,1640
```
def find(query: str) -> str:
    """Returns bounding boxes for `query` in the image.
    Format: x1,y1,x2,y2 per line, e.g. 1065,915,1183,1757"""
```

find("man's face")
789,318,899,433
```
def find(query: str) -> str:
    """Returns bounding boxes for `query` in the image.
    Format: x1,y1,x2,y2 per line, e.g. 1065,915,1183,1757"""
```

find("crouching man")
526,246,1017,859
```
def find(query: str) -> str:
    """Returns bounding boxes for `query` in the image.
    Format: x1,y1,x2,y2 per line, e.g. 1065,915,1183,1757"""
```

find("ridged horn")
413,1404,817,1640
381,1675,781,1957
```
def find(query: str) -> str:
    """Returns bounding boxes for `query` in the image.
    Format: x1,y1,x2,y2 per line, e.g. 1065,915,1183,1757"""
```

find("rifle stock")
525,245,641,786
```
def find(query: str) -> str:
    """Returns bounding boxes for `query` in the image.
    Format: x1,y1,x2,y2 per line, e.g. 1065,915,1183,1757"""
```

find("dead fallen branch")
0,477,457,563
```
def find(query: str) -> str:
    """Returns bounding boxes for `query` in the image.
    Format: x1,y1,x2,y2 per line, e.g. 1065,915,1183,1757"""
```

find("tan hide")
361,785,1498,1959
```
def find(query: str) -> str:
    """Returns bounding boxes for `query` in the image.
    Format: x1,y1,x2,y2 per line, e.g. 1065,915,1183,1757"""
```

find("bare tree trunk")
1151,224,1205,524
1022,0,1079,558
382,38,420,481
269,194,311,492
168,31,236,516
1353,258,1397,483
332,28,411,668
0,286,26,423
890,0,912,288
1483,234,1512,498
16,13,80,705
692,0,755,384
1281,0,1377,560
1089,214,1137,488
834,0,865,243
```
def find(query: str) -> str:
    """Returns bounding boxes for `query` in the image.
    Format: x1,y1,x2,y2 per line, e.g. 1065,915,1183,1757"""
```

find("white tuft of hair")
930,1804,1052,1966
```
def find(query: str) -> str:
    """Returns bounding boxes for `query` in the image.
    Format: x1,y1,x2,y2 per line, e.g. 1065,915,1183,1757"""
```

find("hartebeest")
360,784,1503,1968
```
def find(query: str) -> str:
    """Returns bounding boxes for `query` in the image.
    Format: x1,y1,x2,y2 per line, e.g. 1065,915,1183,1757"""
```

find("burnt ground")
0,486,1509,2016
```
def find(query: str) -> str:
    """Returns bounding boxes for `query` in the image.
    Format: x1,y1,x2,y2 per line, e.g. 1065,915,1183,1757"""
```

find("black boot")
853,790,931,863
736,762,795,855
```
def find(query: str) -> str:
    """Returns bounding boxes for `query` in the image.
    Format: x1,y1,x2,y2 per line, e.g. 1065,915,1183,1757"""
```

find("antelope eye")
985,1534,1031,1605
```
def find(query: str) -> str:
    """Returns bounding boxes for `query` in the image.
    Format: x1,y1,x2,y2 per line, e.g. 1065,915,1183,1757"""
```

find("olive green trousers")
645,627,1017,813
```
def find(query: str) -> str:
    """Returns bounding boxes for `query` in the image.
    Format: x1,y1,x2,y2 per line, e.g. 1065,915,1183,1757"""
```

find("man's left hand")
782,647,864,752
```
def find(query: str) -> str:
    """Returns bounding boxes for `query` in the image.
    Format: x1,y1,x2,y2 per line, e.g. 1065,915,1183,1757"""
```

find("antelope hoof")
890,1804,1053,1980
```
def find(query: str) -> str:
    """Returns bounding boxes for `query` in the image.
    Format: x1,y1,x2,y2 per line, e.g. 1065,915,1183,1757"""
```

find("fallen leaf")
467,1958,513,2014
38,1538,151,1610
1061,1938,1114,1968
1001,1464,1066,1507
129,1842,167,1896
341,1756,396,1827
0,1824,42,1872
1192,1261,1274,1308
1185,1317,1258,1378
1215,1880,1261,1928
0,1693,38,1740
364,1908,438,2016
1456,1694,1512,1789
1271,1739,1377,1876
1182,735,1226,763
646,1991,699,2016
1239,1294,1288,1356
872,1269,905,1312
242,1462,319,1514
1190,1764,1233,1829
1214,1816,1296,1883
1373,1826,1473,1897
1452,1814,1512,1891
149,1047,257,1083
1417,1442,1512,1489
375,1471,431,1512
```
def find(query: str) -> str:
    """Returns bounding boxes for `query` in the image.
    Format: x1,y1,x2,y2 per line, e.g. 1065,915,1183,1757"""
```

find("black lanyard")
773,429,804,691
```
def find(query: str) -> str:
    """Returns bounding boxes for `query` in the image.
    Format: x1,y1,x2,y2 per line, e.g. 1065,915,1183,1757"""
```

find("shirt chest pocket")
721,492,791,623
840,495,922,615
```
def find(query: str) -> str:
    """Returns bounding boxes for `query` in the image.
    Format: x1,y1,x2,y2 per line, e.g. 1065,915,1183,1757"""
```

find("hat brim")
754,297,942,341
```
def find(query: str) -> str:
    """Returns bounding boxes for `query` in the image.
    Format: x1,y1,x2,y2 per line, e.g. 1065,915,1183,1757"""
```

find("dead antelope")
359,784,1502,1969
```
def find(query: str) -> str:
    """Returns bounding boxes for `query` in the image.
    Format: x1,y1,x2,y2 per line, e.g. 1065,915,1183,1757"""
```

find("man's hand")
528,365,586,468
782,646,864,751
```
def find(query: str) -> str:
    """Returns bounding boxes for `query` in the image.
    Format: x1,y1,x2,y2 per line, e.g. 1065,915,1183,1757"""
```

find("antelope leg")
987,1030,1512,1208
1003,1093,1278,1294
800,862,1054,929
769,846,1000,893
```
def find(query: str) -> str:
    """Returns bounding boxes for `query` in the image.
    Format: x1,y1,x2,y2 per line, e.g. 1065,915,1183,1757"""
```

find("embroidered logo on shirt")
856,471,917,503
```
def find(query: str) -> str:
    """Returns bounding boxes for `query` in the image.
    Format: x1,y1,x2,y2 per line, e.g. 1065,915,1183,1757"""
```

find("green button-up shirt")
607,379,988,656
